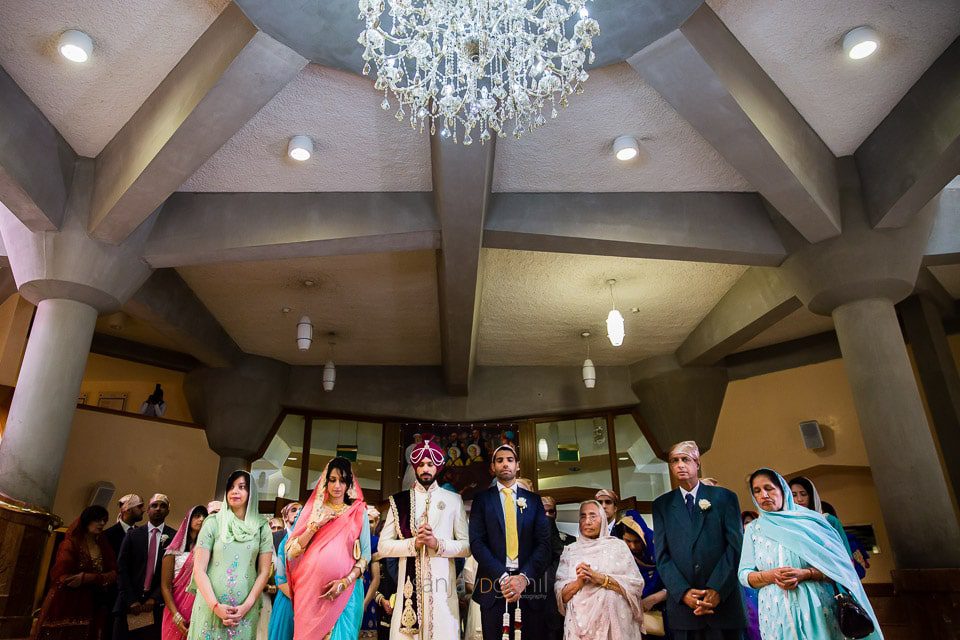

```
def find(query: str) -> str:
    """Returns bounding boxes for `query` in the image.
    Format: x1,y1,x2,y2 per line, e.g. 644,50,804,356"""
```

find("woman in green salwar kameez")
188,471,273,640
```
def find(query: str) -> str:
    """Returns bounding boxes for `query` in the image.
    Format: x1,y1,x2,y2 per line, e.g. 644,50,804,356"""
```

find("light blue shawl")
750,469,883,639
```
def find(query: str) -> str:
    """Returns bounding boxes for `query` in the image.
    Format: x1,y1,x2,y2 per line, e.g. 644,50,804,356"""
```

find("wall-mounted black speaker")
799,420,825,450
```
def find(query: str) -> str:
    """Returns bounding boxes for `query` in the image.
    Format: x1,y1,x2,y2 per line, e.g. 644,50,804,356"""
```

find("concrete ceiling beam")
89,3,308,244
143,191,439,267
432,137,496,396
629,4,841,243
483,191,786,266
124,269,242,368
856,37,960,229
0,67,74,232
676,267,801,366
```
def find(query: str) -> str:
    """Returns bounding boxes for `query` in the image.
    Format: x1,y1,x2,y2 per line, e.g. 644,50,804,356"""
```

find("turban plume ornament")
410,438,446,467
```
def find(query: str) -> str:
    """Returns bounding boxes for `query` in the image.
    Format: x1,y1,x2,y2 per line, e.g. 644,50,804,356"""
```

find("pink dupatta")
161,506,204,640
286,461,366,640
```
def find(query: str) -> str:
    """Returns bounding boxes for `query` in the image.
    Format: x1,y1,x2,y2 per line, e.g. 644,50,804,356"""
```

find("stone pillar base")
892,568,960,639
0,494,59,639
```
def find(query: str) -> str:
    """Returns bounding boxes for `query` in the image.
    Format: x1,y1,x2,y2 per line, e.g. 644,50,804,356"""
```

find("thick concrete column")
0,159,153,637
833,298,960,567
898,294,960,506
780,158,960,569
0,299,97,507
0,159,153,509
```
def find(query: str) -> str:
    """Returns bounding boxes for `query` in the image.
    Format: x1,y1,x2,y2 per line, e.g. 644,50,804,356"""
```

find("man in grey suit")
653,441,745,640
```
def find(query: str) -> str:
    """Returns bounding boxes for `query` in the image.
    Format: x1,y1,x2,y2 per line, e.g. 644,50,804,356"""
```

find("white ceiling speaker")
842,26,879,60
613,135,639,161
59,29,93,63
287,135,313,161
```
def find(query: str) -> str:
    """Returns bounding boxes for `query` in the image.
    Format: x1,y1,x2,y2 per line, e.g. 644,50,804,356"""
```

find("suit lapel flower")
160,533,170,545
698,499,711,511
516,497,527,513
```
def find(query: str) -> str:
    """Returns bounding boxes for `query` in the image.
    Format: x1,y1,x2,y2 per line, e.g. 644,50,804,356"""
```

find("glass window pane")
614,414,670,501
251,414,305,502
536,417,612,492
307,419,383,494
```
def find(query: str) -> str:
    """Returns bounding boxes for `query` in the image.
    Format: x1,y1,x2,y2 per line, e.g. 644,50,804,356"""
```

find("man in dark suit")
103,494,145,640
104,494,145,559
653,441,745,640
469,444,550,640
114,494,176,640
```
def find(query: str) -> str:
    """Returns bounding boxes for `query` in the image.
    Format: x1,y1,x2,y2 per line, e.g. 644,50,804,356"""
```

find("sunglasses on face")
598,499,614,505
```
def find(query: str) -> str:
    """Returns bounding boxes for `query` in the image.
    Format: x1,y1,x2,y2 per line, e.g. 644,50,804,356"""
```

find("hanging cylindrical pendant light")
581,331,596,389
323,334,336,391
297,315,313,351
605,279,625,347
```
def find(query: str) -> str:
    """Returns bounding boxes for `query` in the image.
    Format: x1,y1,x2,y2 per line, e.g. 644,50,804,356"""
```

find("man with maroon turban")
379,438,470,640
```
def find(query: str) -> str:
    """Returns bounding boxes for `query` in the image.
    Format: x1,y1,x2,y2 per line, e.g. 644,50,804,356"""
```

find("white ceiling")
0,0,229,157
476,249,748,366
734,307,835,354
176,251,441,366
492,62,752,192
180,64,433,192
708,0,960,156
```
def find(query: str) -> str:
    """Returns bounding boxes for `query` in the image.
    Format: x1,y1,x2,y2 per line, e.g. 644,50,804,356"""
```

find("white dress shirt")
680,482,701,503
146,522,164,572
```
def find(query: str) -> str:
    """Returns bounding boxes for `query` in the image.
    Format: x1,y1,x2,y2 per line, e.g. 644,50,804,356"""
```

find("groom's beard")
417,473,435,487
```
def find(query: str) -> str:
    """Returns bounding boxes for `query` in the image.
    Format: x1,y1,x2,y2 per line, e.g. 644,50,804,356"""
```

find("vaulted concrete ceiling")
0,0,958,396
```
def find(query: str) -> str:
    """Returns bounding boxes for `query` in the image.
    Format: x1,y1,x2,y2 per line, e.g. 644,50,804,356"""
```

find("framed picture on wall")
98,392,128,412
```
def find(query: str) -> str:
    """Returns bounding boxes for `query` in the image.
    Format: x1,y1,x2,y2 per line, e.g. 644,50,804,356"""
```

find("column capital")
0,159,153,312
779,158,938,315
184,355,290,458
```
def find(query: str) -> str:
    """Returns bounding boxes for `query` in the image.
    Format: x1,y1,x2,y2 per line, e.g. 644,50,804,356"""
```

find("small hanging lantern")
297,315,313,351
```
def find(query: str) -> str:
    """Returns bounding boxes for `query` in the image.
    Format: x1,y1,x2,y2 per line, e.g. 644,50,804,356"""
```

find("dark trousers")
480,599,546,640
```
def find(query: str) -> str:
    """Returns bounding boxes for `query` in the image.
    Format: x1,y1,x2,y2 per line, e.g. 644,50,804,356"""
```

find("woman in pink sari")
285,457,371,640
160,505,208,640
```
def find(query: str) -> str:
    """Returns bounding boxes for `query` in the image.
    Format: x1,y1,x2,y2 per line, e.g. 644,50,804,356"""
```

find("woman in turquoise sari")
267,523,294,640
738,468,883,640
285,457,371,640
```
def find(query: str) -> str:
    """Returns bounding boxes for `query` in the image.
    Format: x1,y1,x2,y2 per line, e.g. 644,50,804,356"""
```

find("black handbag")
832,582,875,639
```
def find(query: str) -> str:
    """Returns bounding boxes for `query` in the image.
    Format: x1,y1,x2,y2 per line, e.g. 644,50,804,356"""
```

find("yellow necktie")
502,487,519,561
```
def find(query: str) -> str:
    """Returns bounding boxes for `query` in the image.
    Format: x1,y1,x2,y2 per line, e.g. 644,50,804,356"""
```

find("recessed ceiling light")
376,468,382,472
842,26,879,60
287,135,313,161
59,29,93,63
281,306,292,314
302,279,315,287
618,456,629,461
630,307,640,313
613,135,639,162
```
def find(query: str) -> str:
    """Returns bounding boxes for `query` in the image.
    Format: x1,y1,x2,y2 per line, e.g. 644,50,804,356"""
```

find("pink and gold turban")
410,438,445,467
668,440,701,462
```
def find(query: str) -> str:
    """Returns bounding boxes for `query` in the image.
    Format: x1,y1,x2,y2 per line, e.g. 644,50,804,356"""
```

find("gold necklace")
324,501,348,515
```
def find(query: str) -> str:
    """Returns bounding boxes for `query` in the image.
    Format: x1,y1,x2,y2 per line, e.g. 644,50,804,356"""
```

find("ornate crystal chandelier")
358,0,600,145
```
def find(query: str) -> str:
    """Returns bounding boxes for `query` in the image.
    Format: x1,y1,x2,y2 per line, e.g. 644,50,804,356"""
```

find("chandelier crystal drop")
358,0,600,143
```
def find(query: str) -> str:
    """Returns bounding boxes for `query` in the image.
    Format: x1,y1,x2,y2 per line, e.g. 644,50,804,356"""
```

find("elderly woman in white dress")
556,500,646,640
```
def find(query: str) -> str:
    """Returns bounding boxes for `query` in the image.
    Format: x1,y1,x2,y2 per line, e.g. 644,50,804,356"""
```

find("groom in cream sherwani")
379,438,470,640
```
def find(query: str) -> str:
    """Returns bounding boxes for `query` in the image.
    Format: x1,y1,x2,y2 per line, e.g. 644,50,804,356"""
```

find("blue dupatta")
750,470,882,639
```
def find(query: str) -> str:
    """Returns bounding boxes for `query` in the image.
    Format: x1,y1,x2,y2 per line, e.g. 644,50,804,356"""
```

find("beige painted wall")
52,407,219,524
79,353,193,422
701,357,892,582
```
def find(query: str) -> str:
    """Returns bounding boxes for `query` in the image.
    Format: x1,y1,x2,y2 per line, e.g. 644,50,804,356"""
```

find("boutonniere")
160,534,170,544
698,499,712,511
516,497,527,512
